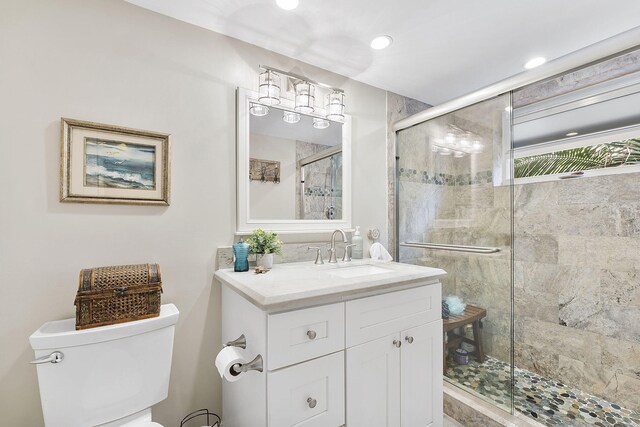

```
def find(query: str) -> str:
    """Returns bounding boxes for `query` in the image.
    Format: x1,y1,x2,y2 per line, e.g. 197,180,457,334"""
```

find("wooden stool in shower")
443,305,487,373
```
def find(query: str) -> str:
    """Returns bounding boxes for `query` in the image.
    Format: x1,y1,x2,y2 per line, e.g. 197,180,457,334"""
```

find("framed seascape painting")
60,118,170,205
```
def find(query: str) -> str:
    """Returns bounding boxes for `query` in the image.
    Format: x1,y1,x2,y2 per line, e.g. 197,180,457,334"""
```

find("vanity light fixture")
258,70,281,105
275,0,299,10
370,35,393,50
524,56,546,70
566,131,579,137
256,65,347,126
312,118,330,129
282,110,301,124
326,90,345,122
249,103,269,117
294,81,315,114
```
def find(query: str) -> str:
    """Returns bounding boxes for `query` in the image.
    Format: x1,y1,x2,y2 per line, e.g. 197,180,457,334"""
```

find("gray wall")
0,1,388,425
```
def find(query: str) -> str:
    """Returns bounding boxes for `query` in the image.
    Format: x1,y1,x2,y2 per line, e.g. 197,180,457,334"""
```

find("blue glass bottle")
233,240,250,272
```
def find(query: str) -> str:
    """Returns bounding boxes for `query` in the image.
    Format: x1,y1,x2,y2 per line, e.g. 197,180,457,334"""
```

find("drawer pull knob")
307,330,317,340
307,397,317,408
393,339,402,348
405,336,414,344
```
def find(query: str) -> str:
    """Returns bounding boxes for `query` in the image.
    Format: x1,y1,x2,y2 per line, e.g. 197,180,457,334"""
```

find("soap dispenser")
352,226,363,259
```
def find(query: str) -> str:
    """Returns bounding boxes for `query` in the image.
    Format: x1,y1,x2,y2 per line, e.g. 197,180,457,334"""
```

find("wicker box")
74,264,163,330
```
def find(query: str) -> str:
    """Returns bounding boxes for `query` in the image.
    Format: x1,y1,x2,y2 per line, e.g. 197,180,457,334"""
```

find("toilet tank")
29,304,179,427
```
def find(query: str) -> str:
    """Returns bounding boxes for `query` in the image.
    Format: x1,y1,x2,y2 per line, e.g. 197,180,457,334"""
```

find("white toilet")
29,304,179,427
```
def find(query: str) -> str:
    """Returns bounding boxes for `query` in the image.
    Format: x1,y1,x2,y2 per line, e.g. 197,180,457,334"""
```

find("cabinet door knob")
393,339,402,348
307,397,317,408
405,336,414,344
307,330,317,340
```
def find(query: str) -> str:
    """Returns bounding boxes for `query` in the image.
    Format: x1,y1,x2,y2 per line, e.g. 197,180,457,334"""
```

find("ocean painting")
84,138,156,190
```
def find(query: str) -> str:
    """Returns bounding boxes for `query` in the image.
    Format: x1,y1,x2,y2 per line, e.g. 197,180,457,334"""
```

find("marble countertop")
215,260,446,311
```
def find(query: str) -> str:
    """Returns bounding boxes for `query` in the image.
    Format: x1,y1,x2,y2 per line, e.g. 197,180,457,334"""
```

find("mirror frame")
236,87,352,234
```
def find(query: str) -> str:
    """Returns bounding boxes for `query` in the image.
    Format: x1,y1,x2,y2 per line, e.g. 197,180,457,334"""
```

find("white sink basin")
326,265,392,279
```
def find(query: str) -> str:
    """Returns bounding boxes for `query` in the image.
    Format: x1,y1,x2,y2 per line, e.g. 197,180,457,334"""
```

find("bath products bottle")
352,226,364,259
233,240,250,272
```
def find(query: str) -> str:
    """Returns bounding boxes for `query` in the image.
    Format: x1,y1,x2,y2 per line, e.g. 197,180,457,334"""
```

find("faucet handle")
342,244,356,262
308,246,325,265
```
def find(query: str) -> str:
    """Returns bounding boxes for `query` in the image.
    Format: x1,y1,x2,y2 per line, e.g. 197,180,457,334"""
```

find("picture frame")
60,118,171,205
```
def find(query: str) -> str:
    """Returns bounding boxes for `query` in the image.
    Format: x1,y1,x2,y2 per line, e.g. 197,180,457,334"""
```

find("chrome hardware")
307,397,317,409
30,351,64,365
328,229,348,263
225,334,247,349
308,246,325,265
230,354,263,376
405,336,414,344
393,339,402,348
307,330,317,340
400,242,500,254
342,244,356,262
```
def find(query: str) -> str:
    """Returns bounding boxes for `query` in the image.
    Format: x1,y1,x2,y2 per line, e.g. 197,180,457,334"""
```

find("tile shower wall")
512,47,640,412
513,174,640,412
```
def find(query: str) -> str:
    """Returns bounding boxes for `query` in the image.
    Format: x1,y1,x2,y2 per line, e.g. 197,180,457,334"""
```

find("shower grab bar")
400,242,500,254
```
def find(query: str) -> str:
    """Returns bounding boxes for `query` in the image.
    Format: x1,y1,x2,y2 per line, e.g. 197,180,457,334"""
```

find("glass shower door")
396,94,514,413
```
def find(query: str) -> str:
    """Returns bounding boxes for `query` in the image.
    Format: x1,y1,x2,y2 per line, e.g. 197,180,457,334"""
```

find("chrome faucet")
328,229,348,263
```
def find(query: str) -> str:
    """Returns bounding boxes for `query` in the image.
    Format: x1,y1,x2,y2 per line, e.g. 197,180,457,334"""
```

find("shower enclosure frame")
391,27,640,419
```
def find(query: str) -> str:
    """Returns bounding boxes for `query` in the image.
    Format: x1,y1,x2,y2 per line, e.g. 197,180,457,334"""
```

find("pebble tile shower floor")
446,356,640,426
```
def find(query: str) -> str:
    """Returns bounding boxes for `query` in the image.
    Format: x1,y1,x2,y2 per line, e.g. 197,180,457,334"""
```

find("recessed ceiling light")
370,35,393,50
524,57,546,70
276,0,299,10
566,131,579,137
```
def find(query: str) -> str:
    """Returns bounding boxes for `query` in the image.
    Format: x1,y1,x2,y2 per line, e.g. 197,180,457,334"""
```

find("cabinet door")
346,333,401,427
400,320,443,427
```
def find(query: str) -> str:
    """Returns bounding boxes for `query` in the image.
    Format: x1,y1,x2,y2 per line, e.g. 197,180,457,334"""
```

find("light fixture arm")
259,65,344,94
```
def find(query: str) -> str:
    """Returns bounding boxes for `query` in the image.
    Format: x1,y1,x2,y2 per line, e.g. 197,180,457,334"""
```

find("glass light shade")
326,91,345,121
313,118,330,129
439,148,452,156
453,151,465,158
282,110,300,124
258,70,281,106
295,81,315,114
249,103,269,116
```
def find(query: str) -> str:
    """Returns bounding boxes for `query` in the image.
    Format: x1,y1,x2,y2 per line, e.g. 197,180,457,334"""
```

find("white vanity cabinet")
216,261,445,427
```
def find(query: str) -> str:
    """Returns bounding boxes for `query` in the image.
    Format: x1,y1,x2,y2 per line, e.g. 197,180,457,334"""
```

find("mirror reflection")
249,105,343,220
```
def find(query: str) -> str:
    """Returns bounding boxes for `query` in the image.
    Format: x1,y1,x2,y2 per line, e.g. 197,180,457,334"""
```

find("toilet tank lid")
29,304,179,350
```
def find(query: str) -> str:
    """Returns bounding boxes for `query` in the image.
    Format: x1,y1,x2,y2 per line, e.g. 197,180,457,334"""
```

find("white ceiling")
126,0,640,105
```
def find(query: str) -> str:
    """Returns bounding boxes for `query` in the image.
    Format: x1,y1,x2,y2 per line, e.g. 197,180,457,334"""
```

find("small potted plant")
245,229,283,269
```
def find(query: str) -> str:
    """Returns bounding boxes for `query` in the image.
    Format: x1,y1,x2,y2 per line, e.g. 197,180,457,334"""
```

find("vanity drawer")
345,284,440,347
267,302,345,370
267,351,345,427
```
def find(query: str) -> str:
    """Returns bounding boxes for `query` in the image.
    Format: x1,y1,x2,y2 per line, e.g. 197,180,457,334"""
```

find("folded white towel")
369,242,393,262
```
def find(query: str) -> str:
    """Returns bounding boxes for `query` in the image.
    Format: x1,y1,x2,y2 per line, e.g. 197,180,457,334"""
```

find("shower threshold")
446,356,640,426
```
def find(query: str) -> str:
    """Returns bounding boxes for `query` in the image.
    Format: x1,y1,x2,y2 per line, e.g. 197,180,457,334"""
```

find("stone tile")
600,335,640,381
601,268,640,308
515,287,559,323
523,319,602,366
557,266,601,328
558,235,640,271
557,173,640,205
514,233,558,263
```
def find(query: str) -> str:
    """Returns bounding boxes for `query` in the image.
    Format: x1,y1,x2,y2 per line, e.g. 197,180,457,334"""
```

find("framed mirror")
237,88,351,233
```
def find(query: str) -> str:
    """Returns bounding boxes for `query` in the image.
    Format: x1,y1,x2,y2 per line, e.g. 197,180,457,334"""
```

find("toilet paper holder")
224,334,246,349
230,354,263,375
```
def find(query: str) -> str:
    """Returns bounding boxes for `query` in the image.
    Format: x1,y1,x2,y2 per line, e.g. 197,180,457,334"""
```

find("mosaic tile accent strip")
398,168,493,186
446,356,640,426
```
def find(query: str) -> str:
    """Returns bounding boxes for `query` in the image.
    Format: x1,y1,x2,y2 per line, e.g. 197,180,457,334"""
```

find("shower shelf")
400,242,500,254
